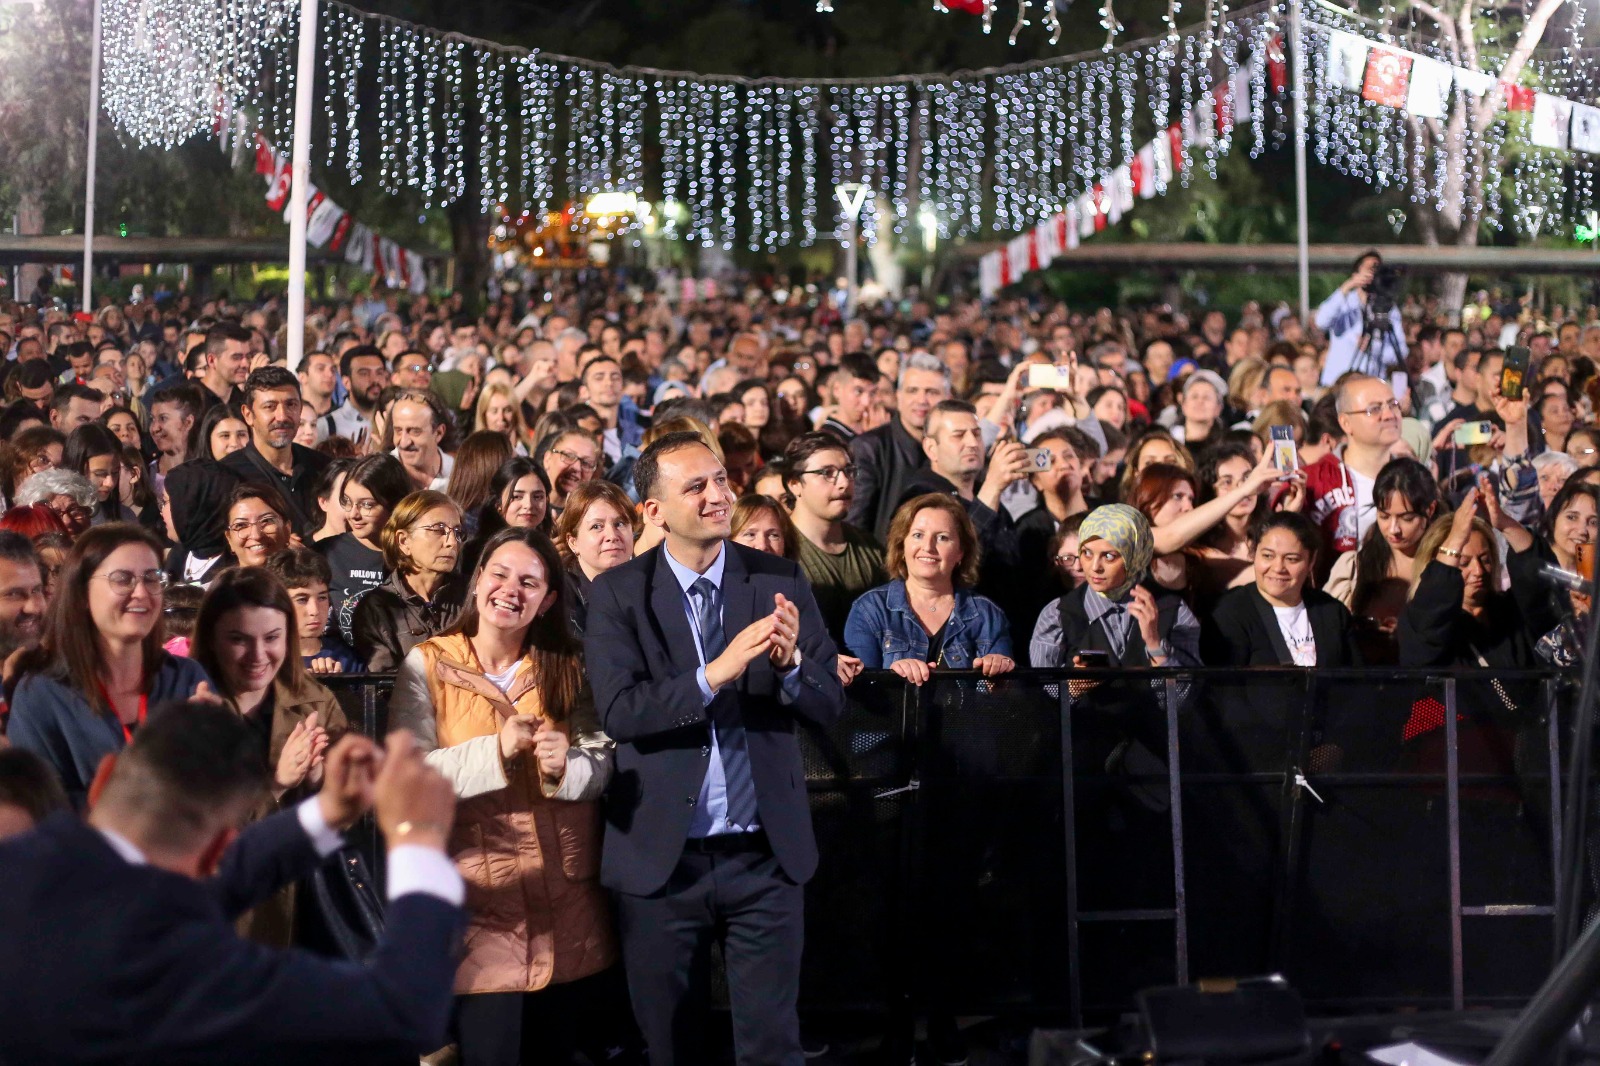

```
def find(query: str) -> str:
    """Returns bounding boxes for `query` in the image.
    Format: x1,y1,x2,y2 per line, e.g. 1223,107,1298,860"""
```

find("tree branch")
1496,0,1564,87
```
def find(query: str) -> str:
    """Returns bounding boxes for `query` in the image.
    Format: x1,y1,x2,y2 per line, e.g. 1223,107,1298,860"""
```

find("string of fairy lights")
100,0,1595,251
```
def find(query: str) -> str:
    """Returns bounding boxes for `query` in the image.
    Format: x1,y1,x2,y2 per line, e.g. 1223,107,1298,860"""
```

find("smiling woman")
385,527,618,1063
189,567,349,945
350,489,469,671
6,524,213,808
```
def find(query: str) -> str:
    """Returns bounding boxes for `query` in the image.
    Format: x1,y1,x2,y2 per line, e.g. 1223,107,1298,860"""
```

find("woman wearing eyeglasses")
317,454,411,644
221,484,294,569
7,524,213,808
350,489,469,672
536,429,602,522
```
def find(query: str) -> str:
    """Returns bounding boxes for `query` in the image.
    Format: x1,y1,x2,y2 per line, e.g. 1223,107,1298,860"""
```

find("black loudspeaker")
1135,976,1314,1064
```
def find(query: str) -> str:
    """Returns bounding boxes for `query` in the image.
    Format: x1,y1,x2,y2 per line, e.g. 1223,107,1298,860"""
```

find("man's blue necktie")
692,577,758,828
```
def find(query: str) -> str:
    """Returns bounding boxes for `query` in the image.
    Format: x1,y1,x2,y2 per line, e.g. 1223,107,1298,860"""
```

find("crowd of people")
0,249,1591,1064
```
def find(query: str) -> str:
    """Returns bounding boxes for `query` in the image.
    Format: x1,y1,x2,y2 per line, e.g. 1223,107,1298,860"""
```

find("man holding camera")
1315,250,1408,386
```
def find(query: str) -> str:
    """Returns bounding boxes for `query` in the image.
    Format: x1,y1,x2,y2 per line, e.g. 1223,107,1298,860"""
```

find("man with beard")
895,399,1030,591
781,433,886,650
222,367,331,537
0,532,47,648
323,345,388,444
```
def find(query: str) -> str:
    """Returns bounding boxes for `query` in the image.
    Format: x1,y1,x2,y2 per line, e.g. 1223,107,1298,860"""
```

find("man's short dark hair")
634,430,714,502
204,323,251,358
391,348,429,372
340,344,384,382
0,529,40,576
1417,325,1441,347
652,396,712,425
582,354,620,380
298,349,335,372
835,351,879,384
781,432,853,494
1453,347,1482,374
242,366,300,407
265,546,332,590
14,360,54,392
185,344,209,374
49,383,102,418
1353,249,1382,272
97,700,269,853
0,748,67,825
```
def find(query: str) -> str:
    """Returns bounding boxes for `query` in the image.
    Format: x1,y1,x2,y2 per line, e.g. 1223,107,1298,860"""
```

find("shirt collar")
1083,587,1126,623
98,826,146,866
662,542,726,595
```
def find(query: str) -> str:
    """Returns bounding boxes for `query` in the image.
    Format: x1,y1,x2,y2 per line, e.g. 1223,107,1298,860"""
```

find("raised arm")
1153,449,1282,555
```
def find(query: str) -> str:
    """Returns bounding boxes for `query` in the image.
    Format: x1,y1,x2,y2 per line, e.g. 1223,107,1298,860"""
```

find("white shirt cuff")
295,797,345,859
387,844,465,906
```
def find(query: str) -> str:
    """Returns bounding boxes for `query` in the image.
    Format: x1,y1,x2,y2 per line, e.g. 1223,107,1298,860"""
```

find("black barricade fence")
319,666,1575,1023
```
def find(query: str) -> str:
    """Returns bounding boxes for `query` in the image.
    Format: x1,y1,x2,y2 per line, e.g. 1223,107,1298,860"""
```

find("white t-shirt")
1350,466,1377,545
1272,602,1317,666
484,661,520,694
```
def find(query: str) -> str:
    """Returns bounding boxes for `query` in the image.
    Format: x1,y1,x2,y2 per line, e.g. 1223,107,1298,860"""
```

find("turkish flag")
1501,82,1536,112
328,213,353,252
1091,184,1107,231
253,134,276,176
937,0,986,12
264,161,292,212
1168,123,1186,175
1267,34,1287,94
1361,48,1412,109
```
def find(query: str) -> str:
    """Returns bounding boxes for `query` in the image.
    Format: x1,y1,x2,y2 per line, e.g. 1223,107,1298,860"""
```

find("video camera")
1364,264,1405,318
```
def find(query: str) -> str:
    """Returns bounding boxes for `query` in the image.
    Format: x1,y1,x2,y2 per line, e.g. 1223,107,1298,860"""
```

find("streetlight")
834,182,869,317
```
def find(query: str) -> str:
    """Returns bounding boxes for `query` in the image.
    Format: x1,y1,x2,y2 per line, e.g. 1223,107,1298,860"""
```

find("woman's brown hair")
552,480,641,568
1118,428,1195,500
191,567,306,699
1130,462,1198,526
19,523,168,714
731,494,800,561
3,426,64,503
450,527,584,722
379,490,461,573
445,430,514,517
884,493,981,588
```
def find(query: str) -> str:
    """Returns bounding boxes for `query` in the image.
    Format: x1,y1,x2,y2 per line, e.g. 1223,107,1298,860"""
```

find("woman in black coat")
1204,511,1363,670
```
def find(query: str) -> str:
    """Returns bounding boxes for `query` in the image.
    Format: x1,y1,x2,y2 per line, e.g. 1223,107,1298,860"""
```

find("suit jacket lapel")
720,544,759,640
649,551,702,676
1251,585,1295,666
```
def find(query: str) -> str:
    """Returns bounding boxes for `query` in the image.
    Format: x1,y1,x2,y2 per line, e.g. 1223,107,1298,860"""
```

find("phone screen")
1501,345,1530,401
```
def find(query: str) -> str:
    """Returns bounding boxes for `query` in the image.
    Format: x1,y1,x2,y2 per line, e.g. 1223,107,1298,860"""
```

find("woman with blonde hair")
387,527,619,1066
349,489,468,671
475,381,531,455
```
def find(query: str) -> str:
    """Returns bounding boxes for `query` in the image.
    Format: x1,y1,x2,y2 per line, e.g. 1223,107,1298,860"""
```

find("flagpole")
284,0,318,372
1289,0,1311,322
82,0,101,315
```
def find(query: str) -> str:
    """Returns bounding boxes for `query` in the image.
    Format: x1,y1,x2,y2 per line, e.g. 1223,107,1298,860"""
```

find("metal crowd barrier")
321,665,1579,1024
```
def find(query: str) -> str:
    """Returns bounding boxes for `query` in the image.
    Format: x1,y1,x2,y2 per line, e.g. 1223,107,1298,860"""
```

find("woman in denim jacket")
844,493,1014,685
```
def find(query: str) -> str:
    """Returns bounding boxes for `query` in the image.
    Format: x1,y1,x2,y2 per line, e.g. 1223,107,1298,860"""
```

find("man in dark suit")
0,700,464,1065
586,431,845,1066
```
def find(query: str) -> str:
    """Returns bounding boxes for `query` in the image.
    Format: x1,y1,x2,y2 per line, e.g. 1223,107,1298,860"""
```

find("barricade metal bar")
1462,906,1556,916
1547,676,1563,960
1445,677,1464,1012
1060,679,1083,1028
1272,671,1315,974
1079,909,1179,921
891,677,922,1030
1165,676,1188,985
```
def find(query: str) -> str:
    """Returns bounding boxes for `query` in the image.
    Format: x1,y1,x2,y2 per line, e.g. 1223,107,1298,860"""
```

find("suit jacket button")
701,746,710,756
686,796,696,806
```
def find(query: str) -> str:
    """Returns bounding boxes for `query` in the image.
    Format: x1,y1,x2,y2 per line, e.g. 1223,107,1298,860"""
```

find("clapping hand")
768,594,800,670
317,733,382,831
531,718,570,784
275,712,329,794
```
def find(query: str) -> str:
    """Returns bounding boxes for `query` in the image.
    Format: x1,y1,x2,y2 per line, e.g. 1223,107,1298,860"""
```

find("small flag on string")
1571,103,1600,154
1361,48,1413,108
1531,92,1572,147
1327,30,1372,92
